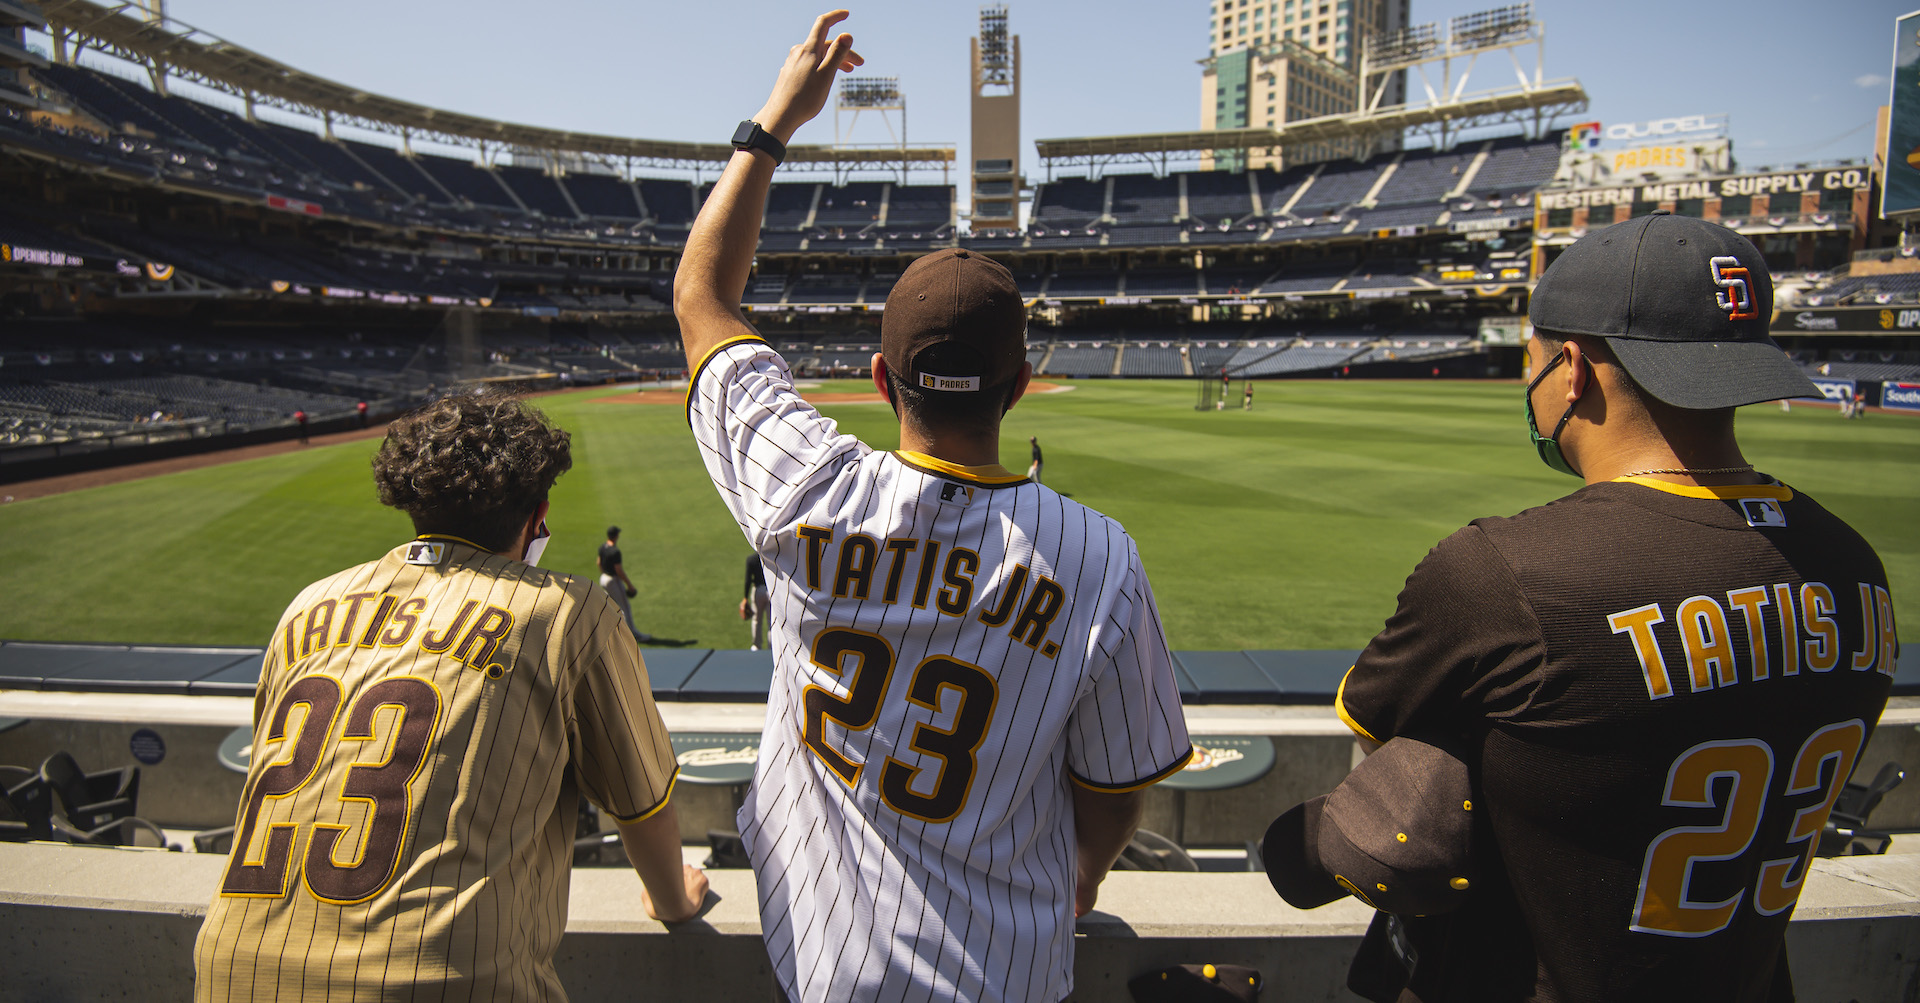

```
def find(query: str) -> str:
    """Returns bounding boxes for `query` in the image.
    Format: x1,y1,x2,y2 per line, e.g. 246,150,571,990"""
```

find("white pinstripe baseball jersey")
192,538,678,1002
689,338,1192,1003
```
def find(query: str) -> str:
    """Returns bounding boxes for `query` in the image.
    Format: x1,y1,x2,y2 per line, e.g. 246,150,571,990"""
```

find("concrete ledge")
1,842,1915,1002
3,696,1917,841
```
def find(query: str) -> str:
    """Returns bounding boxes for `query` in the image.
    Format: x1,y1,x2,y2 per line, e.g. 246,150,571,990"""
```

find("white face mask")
522,520,551,567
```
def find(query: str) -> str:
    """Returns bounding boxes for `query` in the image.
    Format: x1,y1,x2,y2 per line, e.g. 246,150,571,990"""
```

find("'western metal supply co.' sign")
1539,168,1871,212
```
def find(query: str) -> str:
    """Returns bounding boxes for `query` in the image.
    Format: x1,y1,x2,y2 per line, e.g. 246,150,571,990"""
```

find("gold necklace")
1621,464,1755,478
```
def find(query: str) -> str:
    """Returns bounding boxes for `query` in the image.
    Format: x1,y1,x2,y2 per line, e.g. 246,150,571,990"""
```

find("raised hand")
753,10,866,144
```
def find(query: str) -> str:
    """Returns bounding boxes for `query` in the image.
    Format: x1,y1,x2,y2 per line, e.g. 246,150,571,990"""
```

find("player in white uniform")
674,13,1193,1002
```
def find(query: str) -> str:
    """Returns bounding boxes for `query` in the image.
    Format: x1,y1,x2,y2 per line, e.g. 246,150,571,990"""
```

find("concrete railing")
1,841,1915,1002
2,693,1916,843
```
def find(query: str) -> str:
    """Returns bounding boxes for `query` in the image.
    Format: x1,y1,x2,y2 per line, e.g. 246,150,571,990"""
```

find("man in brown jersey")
193,393,707,1002
1275,213,1896,1002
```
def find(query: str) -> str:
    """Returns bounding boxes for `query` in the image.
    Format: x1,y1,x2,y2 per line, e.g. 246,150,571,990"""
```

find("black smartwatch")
731,120,787,165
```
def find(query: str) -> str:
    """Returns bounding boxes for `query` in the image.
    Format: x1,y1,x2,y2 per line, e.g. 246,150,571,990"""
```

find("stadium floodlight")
978,5,1012,87
839,77,902,109
1365,22,1441,67
1448,3,1534,50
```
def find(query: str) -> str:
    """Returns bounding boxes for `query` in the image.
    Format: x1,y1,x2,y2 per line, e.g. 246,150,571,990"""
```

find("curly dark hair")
372,393,573,552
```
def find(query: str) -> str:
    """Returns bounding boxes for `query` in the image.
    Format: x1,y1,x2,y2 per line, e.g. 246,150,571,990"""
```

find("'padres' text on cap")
882,248,1027,393
1528,211,1819,410
1262,735,1476,917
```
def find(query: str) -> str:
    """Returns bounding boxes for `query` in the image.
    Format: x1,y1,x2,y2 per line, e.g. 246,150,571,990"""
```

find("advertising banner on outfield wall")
1883,381,1920,411
1773,306,1920,332
1883,11,1920,218
1809,377,1856,402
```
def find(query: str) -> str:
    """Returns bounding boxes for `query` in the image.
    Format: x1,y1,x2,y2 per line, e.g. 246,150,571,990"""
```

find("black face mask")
1525,352,1581,477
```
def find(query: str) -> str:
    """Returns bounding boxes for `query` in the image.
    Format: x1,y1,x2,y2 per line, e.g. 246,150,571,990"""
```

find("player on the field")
1302,212,1896,1001
674,13,1192,1002
1028,434,1044,482
193,394,707,1002
599,525,653,642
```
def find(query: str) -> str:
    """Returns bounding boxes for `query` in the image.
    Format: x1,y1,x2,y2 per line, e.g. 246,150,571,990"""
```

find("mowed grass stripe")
1,379,1913,651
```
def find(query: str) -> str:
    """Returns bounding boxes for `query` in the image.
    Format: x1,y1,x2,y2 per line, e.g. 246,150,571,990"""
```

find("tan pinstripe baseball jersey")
193,535,677,1002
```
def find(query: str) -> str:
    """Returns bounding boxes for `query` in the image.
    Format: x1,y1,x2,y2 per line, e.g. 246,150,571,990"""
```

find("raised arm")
674,11,864,369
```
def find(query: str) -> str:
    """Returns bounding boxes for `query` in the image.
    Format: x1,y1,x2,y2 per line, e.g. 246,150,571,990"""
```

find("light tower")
970,5,1020,231
835,76,908,183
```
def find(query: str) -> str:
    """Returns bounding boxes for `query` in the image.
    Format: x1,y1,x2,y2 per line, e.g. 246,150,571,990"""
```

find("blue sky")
99,0,1911,182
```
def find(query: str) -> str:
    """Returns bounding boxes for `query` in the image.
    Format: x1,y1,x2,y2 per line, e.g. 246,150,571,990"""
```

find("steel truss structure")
1036,3,1584,179
35,0,954,175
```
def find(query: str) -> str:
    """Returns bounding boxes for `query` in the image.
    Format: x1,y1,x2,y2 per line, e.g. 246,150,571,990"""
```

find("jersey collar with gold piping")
892,450,1029,487
1610,475,1792,502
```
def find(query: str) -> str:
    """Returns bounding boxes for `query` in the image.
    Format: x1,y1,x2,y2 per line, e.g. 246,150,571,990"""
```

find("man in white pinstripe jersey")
675,12,1193,1003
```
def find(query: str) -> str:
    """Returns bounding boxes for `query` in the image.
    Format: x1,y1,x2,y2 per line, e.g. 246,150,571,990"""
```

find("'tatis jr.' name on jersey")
1608,580,1897,700
795,524,1069,659
279,591,518,679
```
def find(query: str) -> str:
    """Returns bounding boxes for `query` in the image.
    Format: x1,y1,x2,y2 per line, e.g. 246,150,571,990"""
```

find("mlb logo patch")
405,541,448,565
1738,498,1787,529
938,481,975,505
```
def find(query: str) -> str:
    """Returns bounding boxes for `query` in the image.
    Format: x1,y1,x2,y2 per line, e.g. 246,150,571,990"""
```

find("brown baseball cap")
1262,735,1477,916
882,248,1028,393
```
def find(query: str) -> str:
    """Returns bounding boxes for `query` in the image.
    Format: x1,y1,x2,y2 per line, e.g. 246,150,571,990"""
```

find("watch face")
732,121,757,147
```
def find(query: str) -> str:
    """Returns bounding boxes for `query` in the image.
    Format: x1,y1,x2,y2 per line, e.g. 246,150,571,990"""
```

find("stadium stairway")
1,837,1915,1001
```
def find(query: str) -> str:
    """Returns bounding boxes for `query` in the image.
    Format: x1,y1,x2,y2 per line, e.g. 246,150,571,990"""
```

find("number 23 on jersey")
1632,719,1864,937
801,627,999,824
221,674,444,905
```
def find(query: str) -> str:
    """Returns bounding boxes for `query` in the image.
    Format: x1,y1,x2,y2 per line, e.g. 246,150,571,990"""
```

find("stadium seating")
1288,160,1383,213
637,178,698,226
565,173,645,219
1257,261,1354,293
1466,132,1565,196
1187,345,1244,372
1032,176,1105,227
1116,345,1188,376
1039,344,1117,376
813,182,887,229
758,182,818,231
1372,147,1476,205
1186,169,1261,223
1239,340,1369,376
886,185,954,227
1126,270,1203,297
1045,270,1123,299
786,275,864,304
1108,173,1182,224
498,165,578,218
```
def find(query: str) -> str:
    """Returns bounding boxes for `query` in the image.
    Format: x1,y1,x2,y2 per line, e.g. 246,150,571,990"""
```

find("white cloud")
1856,73,1889,89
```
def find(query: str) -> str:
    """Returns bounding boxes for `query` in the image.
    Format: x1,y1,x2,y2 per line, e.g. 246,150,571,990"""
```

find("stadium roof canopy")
1035,79,1586,175
36,0,954,171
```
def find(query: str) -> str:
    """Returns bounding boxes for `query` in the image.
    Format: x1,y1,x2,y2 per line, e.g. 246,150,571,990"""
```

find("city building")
1200,0,1407,169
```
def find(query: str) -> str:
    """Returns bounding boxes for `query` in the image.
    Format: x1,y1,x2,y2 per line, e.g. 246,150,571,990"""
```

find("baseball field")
1,378,1914,651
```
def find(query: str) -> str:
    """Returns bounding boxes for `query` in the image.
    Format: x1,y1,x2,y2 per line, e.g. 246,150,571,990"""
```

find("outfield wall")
1,841,1914,1002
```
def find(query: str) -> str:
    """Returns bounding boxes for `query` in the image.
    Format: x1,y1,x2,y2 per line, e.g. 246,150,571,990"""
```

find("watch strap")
731,120,787,166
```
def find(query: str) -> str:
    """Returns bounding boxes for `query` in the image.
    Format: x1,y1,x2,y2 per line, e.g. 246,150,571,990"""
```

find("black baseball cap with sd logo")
1528,211,1821,410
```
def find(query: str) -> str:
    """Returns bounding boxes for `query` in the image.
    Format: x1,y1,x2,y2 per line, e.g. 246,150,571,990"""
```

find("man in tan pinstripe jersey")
193,394,707,1001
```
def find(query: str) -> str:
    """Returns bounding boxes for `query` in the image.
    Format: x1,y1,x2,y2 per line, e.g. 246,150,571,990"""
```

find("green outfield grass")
2,379,1915,650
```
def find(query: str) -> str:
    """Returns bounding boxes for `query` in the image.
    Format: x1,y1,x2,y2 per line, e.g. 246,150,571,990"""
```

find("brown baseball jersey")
1337,477,1895,1002
193,535,677,1002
